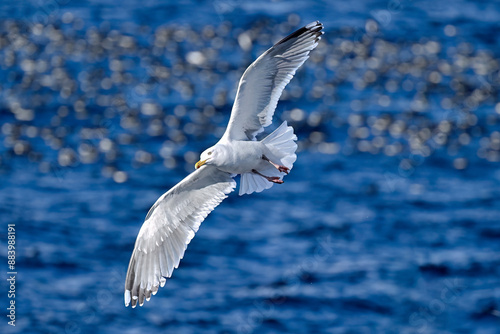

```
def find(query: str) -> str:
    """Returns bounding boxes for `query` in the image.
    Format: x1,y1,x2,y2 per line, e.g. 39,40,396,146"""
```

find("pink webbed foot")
278,165,290,174
252,169,284,184
267,176,284,184
262,155,290,174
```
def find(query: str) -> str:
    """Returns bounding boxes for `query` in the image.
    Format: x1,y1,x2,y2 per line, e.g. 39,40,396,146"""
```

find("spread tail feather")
239,121,298,196
239,171,274,196
262,121,298,168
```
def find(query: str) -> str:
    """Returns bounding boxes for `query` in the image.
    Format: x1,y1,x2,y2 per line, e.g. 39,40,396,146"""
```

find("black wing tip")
305,20,324,32
276,20,324,46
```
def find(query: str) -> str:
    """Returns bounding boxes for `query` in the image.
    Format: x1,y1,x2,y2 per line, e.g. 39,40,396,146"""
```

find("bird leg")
252,169,284,184
262,155,290,174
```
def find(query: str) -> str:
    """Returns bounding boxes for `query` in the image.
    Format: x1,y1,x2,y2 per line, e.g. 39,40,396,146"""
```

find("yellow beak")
195,159,207,169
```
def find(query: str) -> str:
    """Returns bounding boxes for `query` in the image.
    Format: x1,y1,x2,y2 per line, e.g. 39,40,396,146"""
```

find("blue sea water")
1,0,500,333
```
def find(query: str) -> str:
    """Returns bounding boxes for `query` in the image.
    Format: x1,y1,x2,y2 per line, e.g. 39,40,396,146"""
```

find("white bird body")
209,141,267,175
124,21,324,308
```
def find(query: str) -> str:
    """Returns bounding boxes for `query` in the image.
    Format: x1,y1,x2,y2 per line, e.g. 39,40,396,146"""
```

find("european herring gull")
125,21,324,307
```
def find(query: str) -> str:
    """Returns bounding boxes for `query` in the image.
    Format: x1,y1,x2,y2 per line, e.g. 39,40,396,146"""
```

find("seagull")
125,21,324,307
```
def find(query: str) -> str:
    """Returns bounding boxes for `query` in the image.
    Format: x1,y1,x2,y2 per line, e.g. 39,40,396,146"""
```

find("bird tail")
239,121,297,196
261,121,298,168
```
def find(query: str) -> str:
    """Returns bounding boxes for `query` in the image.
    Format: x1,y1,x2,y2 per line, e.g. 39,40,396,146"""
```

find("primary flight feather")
125,21,324,308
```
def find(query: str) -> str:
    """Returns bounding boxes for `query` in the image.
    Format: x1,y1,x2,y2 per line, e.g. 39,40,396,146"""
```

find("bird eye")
207,151,212,155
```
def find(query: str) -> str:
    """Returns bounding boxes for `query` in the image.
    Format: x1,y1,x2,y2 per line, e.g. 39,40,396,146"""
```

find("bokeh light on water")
1,12,499,178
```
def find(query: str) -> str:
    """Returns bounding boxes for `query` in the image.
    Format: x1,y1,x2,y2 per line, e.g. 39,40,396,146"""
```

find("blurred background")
1,0,500,333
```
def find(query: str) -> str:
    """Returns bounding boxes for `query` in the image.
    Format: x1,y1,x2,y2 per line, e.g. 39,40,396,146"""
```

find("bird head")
195,146,218,169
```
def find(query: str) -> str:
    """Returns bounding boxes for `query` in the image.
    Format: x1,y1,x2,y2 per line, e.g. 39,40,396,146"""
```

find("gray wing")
220,21,324,142
124,165,236,307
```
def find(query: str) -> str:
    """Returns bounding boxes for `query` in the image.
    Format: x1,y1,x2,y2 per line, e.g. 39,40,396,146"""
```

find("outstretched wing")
220,21,324,142
124,165,236,307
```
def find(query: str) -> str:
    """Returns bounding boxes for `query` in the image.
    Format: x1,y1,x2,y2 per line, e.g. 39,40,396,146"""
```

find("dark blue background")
1,0,500,333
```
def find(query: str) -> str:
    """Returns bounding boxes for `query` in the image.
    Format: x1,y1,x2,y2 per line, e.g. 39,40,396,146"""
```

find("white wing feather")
124,165,235,307
221,21,324,142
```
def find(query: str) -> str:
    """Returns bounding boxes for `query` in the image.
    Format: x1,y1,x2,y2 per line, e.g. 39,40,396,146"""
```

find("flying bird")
125,21,324,307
